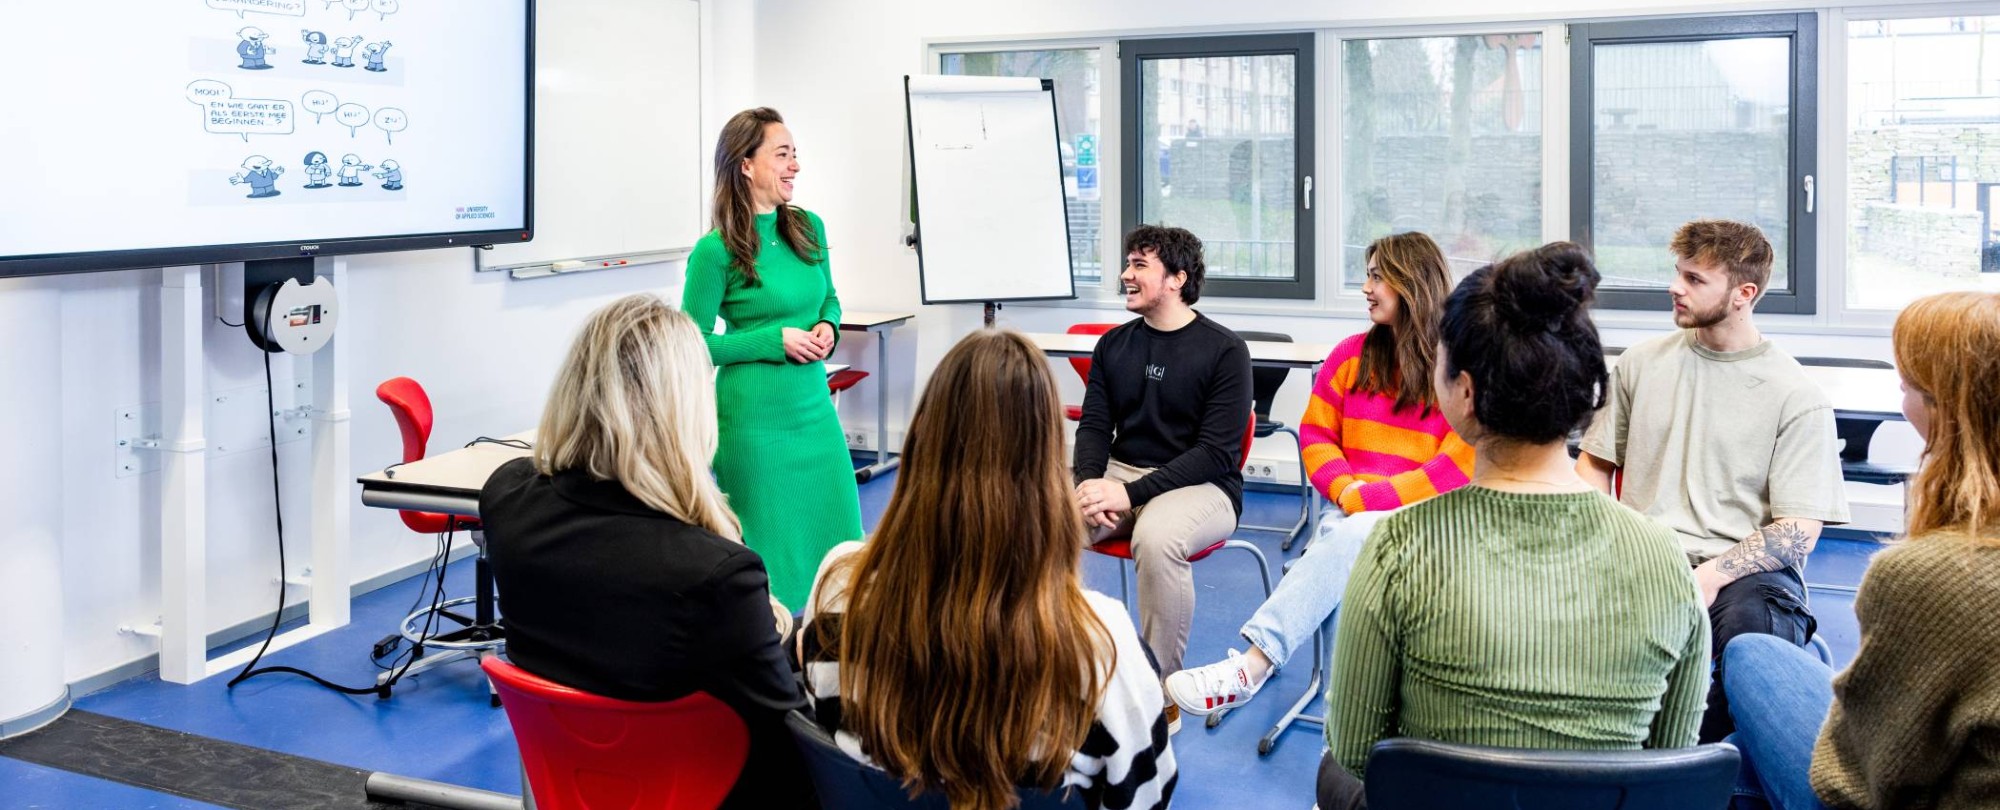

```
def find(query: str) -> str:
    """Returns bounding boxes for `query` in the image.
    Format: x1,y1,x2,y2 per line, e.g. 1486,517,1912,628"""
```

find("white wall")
758,0,1921,531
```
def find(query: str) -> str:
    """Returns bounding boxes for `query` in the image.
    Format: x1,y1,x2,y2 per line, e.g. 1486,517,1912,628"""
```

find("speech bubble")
301,90,338,123
371,0,398,21
334,102,370,137
186,80,295,142
206,0,306,19
343,0,368,20
373,107,407,145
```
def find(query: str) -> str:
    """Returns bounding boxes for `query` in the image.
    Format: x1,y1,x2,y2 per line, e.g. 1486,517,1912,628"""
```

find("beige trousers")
1089,459,1239,675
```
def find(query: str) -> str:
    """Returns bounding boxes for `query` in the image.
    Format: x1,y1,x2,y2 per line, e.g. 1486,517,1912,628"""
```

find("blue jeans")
1722,634,1835,810
1237,508,1385,669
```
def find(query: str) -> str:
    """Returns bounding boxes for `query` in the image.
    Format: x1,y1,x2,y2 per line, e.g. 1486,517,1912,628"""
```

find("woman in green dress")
682,107,863,609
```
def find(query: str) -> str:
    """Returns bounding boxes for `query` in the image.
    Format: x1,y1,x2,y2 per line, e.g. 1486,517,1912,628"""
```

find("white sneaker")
1165,649,1265,716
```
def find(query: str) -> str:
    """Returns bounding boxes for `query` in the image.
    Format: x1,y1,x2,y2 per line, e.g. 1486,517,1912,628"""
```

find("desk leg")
856,324,901,483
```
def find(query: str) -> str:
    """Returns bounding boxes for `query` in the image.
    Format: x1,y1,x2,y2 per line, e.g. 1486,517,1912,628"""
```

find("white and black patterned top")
799,542,1177,810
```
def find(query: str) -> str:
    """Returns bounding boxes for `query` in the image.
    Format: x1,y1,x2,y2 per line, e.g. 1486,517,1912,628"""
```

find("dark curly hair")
1122,225,1206,304
1439,241,1608,444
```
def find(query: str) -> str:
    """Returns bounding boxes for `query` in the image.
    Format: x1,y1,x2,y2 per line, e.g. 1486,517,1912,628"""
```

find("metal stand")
851,320,903,484
364,772,523,810
1238,425,1311,550
377,539,505,706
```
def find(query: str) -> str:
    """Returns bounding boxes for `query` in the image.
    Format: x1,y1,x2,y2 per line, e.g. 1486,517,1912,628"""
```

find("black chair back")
786,711,1087,810
1235,330,1294,426
1365,738,1739,810
1794,356,1892,370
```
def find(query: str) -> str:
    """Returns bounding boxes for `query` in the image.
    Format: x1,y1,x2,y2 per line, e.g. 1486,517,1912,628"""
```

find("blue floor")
4,466,1888,809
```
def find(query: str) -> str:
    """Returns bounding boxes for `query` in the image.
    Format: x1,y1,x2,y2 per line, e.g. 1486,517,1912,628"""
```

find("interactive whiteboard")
904,75,1075,305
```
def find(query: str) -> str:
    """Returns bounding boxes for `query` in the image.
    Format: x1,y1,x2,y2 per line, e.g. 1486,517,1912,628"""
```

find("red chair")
827,368,870,398
1086,414,1273,734
1060,323,1118,421
483,658,750,810
375,377,505,702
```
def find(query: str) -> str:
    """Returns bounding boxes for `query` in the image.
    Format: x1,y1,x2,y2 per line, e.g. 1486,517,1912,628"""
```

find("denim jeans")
1237,508,1387,670
1722,633,1835,810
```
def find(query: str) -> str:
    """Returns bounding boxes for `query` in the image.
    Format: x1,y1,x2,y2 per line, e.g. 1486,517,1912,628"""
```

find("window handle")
1804,174,1815,214
1303,175,1314,210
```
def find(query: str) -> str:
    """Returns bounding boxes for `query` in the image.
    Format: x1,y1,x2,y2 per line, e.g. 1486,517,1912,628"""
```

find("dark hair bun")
1491,241,1599,332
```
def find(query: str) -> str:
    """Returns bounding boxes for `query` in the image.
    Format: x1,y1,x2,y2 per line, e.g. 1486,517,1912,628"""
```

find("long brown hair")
817,330,1110,810
1893,291,2000,539
711,107,821,286
1355,232,1454,412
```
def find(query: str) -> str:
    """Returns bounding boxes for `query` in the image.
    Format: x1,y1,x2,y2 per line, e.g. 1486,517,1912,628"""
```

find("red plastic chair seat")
1064,404,1084,421
1090,537,1230,562
827,368,869,395
377,376,482,536
484,658,750,810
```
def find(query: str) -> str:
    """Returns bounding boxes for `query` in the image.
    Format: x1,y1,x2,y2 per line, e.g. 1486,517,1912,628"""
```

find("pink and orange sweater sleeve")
1299,334,1476,515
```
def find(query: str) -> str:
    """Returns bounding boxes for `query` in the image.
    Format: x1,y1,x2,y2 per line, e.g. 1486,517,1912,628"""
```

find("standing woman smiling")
683,107,862,609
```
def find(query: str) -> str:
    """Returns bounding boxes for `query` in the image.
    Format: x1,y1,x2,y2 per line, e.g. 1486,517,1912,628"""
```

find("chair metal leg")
1241,427,1312,551
1260,624,1326,756
1204,540,1276,730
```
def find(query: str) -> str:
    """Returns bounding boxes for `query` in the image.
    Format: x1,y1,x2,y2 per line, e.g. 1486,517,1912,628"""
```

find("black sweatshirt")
1073,312,1253,515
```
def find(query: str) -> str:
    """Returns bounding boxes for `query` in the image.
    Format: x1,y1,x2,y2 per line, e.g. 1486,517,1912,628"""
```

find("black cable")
466,436,533,450
227,347,386,697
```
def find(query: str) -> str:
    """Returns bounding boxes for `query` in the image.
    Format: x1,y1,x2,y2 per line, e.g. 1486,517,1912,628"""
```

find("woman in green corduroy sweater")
1725,291,2000,810
682,108,863,609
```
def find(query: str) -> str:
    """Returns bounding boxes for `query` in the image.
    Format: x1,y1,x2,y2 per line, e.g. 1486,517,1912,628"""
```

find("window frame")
1569,13,1820,314
1119,32,1318,300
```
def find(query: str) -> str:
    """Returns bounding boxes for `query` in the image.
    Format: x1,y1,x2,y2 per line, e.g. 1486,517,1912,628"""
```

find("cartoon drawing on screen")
301,31,328,64
236,27,276,70
229,156,285,198
331,36,362,68
373,107,406,144
362,41,393,72
342,0,370,20
372,159,403,190
187,80,296,141
337,154,372,186
301,90,338,123
371,0,400,22
302,151,332,188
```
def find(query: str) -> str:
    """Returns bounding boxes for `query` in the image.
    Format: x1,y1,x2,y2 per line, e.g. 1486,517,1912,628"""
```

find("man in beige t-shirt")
1578,219,1849,743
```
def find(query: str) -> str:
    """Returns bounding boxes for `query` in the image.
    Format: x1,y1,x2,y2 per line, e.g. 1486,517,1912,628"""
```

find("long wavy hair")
534,294,741,543
711,107,821,286
1893,291,2000,539
816,330,1110,810
1355,232,1454,413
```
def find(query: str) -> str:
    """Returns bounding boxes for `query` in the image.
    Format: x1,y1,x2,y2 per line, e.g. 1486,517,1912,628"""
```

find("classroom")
2,0,1997,808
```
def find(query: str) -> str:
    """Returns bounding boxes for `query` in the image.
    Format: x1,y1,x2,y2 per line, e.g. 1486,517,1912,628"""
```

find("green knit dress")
682,208,863,609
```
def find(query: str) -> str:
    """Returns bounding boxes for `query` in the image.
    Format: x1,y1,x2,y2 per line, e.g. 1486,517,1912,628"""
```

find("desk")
358,431,533,518
838,311,914,483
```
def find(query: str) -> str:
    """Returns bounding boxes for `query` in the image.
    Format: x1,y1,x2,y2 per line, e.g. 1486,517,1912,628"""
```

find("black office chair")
1235,330,1312,550
786,711,1087,810
1361,739,1740,810
1788,356,1914,486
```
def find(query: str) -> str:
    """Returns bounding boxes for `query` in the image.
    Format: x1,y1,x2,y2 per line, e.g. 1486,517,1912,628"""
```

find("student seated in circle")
1168,231,1473,717
478,294,809,809
1723,291,2000,810
1317,243,1709,810
799,329,1177,810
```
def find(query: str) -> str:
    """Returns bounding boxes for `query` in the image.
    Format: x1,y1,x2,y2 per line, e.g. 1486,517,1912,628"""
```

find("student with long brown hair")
682,107,862,609
1169,231,1473,717
480,294,809,808
799,330,1177,810
1722,291,2000,810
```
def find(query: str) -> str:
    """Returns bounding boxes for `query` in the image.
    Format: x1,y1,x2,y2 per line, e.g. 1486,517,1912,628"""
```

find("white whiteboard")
482,0,702,271
905,75,1075,304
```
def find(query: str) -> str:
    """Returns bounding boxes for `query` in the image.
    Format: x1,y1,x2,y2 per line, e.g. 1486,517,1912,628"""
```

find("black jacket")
479,457,811,808
1073,313,1253,515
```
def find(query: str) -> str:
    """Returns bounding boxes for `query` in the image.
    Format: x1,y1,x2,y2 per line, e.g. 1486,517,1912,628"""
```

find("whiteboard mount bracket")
983,301,1002,328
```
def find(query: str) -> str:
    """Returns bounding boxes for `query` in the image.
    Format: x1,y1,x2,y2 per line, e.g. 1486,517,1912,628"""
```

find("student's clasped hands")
783,323,836,363
1075,478,1131,529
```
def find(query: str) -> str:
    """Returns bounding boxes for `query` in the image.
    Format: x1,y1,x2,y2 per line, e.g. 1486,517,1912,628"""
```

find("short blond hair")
1670,219,1774,300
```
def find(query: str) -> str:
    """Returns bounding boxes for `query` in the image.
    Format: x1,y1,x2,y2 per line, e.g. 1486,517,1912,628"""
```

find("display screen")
0,0,533,277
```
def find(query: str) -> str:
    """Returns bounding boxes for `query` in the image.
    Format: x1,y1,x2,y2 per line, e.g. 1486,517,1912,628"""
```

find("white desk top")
1023,331,1333,369
840,311,915,330
358,430,535,498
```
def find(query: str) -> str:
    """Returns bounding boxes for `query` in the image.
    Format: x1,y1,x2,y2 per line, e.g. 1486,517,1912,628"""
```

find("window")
1122,34,1316,299
941,48,1105,282
1341,34,1545,286
1844,15,2000,309
1571,15,1818,312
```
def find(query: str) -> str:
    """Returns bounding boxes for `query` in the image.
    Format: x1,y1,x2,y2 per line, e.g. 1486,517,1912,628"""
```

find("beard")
1673,297,1730,329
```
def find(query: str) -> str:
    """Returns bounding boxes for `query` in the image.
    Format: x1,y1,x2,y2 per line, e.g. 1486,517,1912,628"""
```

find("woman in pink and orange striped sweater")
1167,232,1474,717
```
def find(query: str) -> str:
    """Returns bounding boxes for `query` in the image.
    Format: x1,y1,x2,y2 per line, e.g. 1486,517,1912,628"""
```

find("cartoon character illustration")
236,27,275,70
336,153,372,186
331,36,362,68
362,41,393,72
301,31,329,64
302,151,332,188
228,156,285,198
372,159,403,190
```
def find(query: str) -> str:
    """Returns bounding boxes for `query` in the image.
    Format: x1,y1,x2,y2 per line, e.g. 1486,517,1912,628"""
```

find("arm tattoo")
1714,521,1814,579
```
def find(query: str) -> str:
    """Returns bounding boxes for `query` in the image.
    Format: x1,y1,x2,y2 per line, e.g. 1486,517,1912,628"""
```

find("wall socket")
1243,463,1278,482
845,430,871,451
